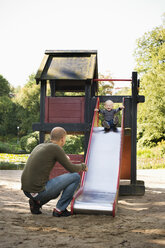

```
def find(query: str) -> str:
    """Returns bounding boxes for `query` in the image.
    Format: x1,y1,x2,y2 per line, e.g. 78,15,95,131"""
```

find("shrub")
137,123,165,148
20,132,39,153
0,142,12,153
0,141,20,153
0,162,25,170
63,135,84,154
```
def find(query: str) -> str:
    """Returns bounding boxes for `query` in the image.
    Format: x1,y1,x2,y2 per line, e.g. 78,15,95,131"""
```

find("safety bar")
93,79,132,82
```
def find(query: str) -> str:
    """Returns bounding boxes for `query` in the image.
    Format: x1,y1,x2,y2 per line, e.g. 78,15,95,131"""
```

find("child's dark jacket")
99,108,121,121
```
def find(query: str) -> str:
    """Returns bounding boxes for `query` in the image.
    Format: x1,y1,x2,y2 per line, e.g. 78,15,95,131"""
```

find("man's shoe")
52,208,71,217
102,121,110,129
29,199,42,215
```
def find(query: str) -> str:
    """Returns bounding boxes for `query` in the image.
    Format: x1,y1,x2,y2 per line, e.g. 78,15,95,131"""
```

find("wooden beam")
32,123,88,133
93,95,144,103
45,50,97,55
35,55,49,83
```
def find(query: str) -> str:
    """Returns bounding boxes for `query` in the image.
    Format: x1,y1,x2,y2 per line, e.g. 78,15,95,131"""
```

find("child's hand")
94,108,99,112
120,106,125,109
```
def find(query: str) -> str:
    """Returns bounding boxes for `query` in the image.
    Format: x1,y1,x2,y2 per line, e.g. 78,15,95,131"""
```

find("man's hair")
50,127,66,141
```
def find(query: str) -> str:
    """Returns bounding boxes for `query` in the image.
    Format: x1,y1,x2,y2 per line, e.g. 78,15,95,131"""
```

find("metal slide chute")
71,97,124,216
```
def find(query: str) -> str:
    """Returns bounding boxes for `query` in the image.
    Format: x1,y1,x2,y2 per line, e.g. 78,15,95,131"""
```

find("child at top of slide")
94,100,124,131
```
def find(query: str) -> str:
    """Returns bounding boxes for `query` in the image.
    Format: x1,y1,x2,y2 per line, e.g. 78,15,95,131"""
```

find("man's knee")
72,172,81,183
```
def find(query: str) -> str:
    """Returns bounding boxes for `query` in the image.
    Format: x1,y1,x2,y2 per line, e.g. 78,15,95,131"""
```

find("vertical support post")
91,80,96,97
39,80,47,143
84,80,91,156
124,97,132,129
50,80,56,97
131,72,138,184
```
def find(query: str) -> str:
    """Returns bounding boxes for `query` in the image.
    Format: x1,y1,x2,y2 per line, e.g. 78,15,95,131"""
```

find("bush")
0,141,20,153
63,135,84,154
0,162,25,170
137,123,165,148
20,132,39,153
0,142,12,153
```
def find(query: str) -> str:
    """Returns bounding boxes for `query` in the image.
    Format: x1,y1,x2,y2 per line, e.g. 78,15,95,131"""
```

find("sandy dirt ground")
0,169,165,248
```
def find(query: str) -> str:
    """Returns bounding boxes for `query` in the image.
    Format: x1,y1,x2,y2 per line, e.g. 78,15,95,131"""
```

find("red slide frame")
71,97,124,217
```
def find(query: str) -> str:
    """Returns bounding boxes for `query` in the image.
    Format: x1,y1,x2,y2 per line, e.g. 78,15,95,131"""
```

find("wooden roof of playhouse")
35,50,98,91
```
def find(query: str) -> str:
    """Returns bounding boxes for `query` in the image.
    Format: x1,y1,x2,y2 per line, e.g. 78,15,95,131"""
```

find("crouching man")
21,127,87,217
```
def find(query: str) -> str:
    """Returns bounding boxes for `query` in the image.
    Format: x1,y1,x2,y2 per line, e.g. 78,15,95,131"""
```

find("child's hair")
104,100,114,108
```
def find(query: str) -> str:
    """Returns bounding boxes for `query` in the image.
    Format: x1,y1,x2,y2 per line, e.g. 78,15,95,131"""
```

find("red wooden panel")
45,97,49,122
80,100,84,122
49,98,83,104
45,97,85,123
49,154,84,179
49,117,81,123
49,109,81,118
49,103,82,111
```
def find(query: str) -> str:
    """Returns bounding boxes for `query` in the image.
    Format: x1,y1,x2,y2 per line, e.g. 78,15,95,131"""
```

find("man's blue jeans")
24,172,80,211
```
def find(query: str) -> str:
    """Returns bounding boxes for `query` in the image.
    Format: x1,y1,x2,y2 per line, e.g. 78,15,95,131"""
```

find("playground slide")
71,99,123,217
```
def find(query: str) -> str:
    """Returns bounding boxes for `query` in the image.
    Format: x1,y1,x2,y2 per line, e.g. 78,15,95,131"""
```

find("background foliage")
0,74,40,137
20,132,39,153
134,18,165,147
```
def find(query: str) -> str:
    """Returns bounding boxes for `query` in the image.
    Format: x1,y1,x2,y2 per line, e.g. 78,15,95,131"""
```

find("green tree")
0,75,10,96
134,18,165,147
0,75,19,137
14,74,40,135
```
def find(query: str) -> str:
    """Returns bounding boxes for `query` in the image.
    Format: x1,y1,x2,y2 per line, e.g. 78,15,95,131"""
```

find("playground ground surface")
0,169,165,248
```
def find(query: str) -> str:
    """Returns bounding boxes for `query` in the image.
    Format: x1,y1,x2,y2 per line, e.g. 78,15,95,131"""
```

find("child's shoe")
113,126,118,132
102,120,110,129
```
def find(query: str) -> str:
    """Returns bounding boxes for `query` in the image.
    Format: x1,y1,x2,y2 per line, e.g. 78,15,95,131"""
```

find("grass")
137,144,165,169
137,158,165,169
0,153,29,170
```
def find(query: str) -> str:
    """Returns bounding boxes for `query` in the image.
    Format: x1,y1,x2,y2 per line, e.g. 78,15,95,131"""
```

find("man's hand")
94,108,99,112
82,163,88,171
